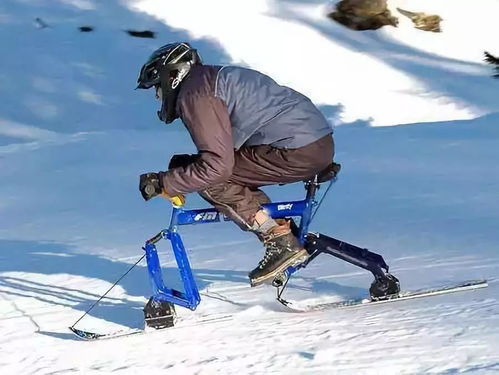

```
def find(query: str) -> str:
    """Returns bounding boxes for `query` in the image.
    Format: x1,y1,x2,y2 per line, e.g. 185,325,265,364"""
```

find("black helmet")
137,42,201,123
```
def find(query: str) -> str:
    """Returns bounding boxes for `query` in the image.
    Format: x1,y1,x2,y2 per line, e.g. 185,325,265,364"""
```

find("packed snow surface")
0,0,498,374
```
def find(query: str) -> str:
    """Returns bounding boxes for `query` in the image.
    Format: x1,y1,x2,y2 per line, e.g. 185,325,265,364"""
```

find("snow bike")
141,162,402,329
69,163,487,340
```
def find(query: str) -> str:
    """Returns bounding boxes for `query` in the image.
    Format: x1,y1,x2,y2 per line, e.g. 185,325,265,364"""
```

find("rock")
34,17,49,29
125,30,156,39
328,0,398,31
397,8,443,32
79,26,94,32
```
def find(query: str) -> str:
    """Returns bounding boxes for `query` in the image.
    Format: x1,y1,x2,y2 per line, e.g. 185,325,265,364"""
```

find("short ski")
279,279,488,312
70,313,233,341
69,326,142,340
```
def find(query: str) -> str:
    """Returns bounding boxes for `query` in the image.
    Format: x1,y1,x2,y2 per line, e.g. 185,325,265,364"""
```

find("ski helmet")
136,42,201,123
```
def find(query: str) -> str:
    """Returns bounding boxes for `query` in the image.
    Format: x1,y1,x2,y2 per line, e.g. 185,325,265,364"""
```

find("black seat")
308,162,341,184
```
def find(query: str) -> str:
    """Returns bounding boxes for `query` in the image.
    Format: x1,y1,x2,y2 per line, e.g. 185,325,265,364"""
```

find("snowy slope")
131,0,499,125
1,0,498,374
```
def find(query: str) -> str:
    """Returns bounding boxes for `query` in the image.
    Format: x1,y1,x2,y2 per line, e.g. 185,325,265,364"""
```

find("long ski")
279,279,488,312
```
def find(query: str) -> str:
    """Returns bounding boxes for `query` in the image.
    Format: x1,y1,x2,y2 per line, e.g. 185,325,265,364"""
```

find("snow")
0,0,498,374
130,0,498,125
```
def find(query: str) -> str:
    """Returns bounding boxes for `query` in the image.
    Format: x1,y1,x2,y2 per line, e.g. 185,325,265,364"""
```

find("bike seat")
307,162,341,184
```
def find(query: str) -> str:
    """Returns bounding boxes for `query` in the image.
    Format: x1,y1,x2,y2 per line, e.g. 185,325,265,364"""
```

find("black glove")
168,153,200,170
139,173,163,201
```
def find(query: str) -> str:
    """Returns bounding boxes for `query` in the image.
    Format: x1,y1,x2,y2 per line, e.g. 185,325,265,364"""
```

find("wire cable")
70,254,145,328
310,179,335,223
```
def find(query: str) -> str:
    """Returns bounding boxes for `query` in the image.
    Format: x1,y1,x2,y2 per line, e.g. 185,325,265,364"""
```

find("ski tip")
470,279,488,287
68,326,104,341
458,279,488,289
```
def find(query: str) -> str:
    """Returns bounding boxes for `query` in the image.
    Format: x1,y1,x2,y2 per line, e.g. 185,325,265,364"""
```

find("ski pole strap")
70,254,145,329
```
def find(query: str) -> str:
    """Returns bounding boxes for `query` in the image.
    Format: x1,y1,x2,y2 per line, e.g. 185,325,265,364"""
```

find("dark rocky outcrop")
328,0,398,31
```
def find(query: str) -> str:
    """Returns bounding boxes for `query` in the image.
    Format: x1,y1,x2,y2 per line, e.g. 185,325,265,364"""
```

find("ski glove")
139,173,185,207
168,153,200,170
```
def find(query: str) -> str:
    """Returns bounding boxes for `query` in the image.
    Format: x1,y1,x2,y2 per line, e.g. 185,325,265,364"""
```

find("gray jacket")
162,65,332,195
215,66,332,149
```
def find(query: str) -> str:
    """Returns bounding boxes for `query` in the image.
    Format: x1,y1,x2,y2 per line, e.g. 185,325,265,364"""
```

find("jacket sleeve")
160,94,235,195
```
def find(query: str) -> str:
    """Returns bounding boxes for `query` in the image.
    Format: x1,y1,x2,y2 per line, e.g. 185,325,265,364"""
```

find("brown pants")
199,134,334,230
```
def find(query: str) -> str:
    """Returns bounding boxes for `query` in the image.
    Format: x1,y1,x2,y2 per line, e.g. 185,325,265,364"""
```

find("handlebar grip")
161,193,186,207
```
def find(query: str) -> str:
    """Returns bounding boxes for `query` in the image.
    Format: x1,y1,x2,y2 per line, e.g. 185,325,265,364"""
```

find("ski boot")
249,221,309,287
369,273,400,300
144,297,176,329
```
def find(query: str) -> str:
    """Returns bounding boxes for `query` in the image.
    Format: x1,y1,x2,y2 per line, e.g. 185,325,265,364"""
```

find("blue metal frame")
142,191,319,310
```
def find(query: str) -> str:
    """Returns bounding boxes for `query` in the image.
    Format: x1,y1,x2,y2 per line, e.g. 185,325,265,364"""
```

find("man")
137,42,334,286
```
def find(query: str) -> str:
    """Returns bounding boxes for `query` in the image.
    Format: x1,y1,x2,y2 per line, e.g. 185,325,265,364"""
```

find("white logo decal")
171,76,181,89
172,66,189,89
277,204,293,211
194,212,218,221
